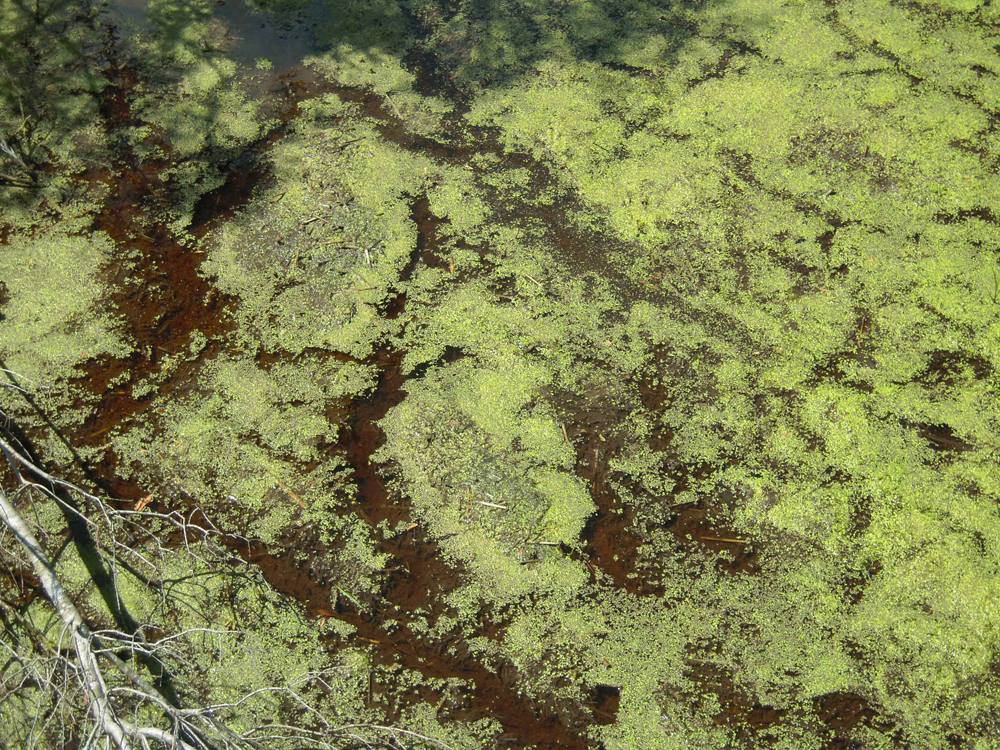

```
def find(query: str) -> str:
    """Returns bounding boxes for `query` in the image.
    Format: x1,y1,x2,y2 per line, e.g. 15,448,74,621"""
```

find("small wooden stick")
134,494,153,512
87,423,116,440
384,93,403,120
522,273,544,288
699,536,747,543
263,467,306,509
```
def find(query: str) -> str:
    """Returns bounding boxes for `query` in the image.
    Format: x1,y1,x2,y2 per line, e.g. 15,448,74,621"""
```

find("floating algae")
1,0,999,747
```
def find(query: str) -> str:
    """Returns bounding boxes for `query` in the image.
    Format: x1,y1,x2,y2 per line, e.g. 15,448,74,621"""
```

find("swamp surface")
1,0,999,747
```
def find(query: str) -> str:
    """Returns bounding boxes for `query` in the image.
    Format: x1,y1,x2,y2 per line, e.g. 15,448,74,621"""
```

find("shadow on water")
399,0,711,92
102,0,330,75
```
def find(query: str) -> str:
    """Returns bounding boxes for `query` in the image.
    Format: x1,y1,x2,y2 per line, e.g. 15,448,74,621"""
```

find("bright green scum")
1,0,1000,747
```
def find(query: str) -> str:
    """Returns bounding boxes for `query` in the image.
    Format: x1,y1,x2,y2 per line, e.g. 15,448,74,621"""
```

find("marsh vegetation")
1,0,999,747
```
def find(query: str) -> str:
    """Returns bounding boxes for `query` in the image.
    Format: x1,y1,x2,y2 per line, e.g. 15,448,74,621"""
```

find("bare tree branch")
0,484,135,750
0,420,466,750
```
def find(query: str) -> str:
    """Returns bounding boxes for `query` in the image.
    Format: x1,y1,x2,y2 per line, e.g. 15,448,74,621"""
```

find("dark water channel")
56,4,618,747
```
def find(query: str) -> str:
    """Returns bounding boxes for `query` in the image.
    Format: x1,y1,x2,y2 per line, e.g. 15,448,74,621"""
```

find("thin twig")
698,536,747,544
520,272,544,288
383,93,403,120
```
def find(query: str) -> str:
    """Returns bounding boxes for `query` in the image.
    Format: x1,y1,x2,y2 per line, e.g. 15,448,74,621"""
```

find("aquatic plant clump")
1,0,999,748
